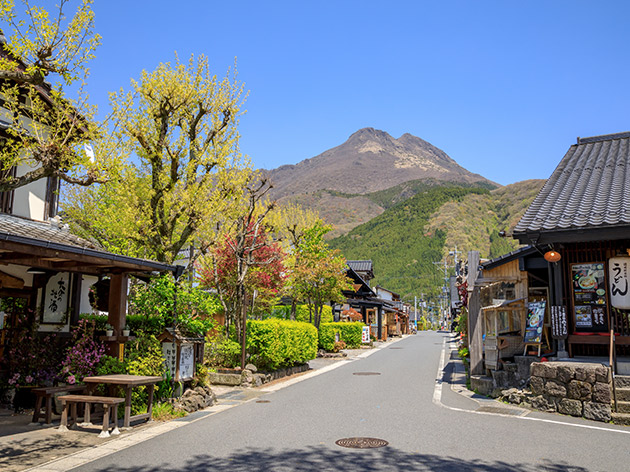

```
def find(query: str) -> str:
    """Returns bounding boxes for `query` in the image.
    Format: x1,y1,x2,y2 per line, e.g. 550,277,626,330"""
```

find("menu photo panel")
571,263,608,332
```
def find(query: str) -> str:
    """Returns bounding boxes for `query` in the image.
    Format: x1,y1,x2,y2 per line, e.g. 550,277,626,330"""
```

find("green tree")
0,0,120,192
63,54,249,264
288,221,351,329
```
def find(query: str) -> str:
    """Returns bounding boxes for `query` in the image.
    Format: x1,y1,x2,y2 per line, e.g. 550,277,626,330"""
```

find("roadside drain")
389,347,403,349
353,372,381,376
255,400,271,403
336,437,389,449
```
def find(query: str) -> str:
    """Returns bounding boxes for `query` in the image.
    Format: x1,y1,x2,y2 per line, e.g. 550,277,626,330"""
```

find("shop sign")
571,263,608,332
524,301,546,343
550,306,568,339
362,325,370,343
609,257,630,310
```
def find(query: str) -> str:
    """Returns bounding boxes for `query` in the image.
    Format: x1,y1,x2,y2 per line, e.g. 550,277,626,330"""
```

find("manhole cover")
353,372,381,376
336,437,389,449
255,400,270,403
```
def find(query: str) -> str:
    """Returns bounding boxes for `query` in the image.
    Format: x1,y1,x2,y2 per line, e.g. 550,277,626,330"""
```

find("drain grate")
255,400,270,403
389,347,403,349
353,372,381,376
336,437,389,449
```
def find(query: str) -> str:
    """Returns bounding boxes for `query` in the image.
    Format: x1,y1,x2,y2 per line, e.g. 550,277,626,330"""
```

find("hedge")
80,313,165,336
268,304,333,324
246,319,318,371
319,322,364,351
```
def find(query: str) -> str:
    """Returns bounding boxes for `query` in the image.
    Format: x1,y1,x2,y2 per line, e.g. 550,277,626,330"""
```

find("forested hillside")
329,186,489,300
329,180,545,301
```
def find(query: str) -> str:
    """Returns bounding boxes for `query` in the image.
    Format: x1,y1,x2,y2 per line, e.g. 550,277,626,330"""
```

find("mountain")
265,128,498,237
328,180,546,300
267,128,496,198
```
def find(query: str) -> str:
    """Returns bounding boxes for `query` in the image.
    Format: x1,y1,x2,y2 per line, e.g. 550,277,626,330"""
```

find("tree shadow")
101,445,588,472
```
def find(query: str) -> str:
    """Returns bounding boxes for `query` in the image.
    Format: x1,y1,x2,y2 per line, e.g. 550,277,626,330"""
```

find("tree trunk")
290,298,297,321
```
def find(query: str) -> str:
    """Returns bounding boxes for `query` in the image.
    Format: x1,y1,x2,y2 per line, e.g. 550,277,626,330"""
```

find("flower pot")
122,330,130,337
105,330,113,336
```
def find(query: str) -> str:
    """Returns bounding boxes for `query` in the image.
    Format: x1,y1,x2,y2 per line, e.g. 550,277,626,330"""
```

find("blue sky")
81,1,630,185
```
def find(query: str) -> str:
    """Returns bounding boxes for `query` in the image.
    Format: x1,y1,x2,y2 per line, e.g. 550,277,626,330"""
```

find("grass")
151,402,187,421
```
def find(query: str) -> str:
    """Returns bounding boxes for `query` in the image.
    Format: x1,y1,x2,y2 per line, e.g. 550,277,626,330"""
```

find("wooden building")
513,131,630,361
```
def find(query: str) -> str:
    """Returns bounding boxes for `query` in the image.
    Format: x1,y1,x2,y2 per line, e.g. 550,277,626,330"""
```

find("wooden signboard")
571,263,608,332
550,305,568,340
524,301,546,344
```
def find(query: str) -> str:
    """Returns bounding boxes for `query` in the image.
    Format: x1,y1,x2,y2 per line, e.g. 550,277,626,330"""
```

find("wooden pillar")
107,273,128,357
467,251,484,375
377,305,382,340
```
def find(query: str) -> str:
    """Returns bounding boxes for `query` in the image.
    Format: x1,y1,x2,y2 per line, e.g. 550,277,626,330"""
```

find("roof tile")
514,133,630,235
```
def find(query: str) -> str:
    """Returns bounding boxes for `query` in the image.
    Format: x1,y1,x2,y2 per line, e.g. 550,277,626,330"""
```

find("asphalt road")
70,331,630,472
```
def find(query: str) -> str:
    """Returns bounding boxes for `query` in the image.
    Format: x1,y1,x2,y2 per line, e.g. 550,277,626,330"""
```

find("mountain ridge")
265,127,498,200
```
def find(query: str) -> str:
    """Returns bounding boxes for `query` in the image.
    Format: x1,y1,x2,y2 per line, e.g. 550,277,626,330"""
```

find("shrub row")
318,322,364,350
80,314,165,336
246,319,318,371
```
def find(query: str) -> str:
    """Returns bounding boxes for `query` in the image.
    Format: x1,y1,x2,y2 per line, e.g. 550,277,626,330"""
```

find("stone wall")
502,361,612,422
209,363,310,388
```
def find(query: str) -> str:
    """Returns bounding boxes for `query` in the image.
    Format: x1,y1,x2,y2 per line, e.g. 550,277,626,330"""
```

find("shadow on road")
98,446,588,472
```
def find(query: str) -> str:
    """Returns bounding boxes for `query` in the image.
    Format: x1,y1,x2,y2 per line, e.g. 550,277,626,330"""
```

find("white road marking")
433,334,630,436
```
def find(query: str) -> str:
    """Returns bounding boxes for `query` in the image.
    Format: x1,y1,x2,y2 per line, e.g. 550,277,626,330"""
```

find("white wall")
12,162,47,221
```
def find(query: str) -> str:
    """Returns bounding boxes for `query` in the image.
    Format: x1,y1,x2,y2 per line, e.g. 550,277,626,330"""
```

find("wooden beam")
0,270,25,289
107,273,128,358
467,251,484,376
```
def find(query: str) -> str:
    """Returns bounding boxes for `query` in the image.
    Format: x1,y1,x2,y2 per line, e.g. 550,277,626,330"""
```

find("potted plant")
122,324,130,337
105,323,114,337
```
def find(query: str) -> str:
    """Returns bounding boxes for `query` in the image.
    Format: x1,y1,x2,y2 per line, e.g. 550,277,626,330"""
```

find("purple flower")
25,375,34,384
67,375,76,385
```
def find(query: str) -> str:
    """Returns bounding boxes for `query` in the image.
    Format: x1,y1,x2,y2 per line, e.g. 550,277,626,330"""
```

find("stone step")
614,375,630,388
614,387,630,402
613,400,630,414
611,412,630,426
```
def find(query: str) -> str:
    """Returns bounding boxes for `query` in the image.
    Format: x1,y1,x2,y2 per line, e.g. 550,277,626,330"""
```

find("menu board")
571,263,608,332
524,301,546,343
550,306,568,339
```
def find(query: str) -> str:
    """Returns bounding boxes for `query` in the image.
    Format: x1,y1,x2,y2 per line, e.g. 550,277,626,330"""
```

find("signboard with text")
362,326,370,344
524,301,546,343
550,305,568,339
609,257,630,310
571,263,608,332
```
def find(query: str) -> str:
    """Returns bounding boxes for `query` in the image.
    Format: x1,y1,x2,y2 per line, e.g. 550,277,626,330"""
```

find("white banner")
609,257,630,310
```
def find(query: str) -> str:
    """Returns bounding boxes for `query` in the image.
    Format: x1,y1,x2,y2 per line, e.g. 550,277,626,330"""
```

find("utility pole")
414,296,417,329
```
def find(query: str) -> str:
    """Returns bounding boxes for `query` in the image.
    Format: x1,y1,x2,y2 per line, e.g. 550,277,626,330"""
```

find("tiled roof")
347,260,373,272
514,133,630,237
0,214,99,249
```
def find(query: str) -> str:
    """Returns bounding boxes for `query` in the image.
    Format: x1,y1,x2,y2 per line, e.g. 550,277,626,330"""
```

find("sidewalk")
1,337,401,472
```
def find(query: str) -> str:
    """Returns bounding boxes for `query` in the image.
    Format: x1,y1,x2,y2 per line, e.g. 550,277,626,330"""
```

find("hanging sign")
524,301,546,343
609,257,630,310
550,305,568,339
571,263,608,332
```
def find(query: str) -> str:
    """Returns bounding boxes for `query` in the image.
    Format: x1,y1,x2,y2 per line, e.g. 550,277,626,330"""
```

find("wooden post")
377,305,382,340
107,273,128,358
467,251,484,375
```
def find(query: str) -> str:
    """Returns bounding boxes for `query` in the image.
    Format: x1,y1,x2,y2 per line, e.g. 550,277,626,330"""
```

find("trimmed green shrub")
319,322,364,351
267,304,333,324
79,313,165,336
246,319,318,371
204,336,241,368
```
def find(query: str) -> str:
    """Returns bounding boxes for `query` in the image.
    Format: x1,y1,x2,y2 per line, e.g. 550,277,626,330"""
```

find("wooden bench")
32,385,87,424
57,394,125,438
